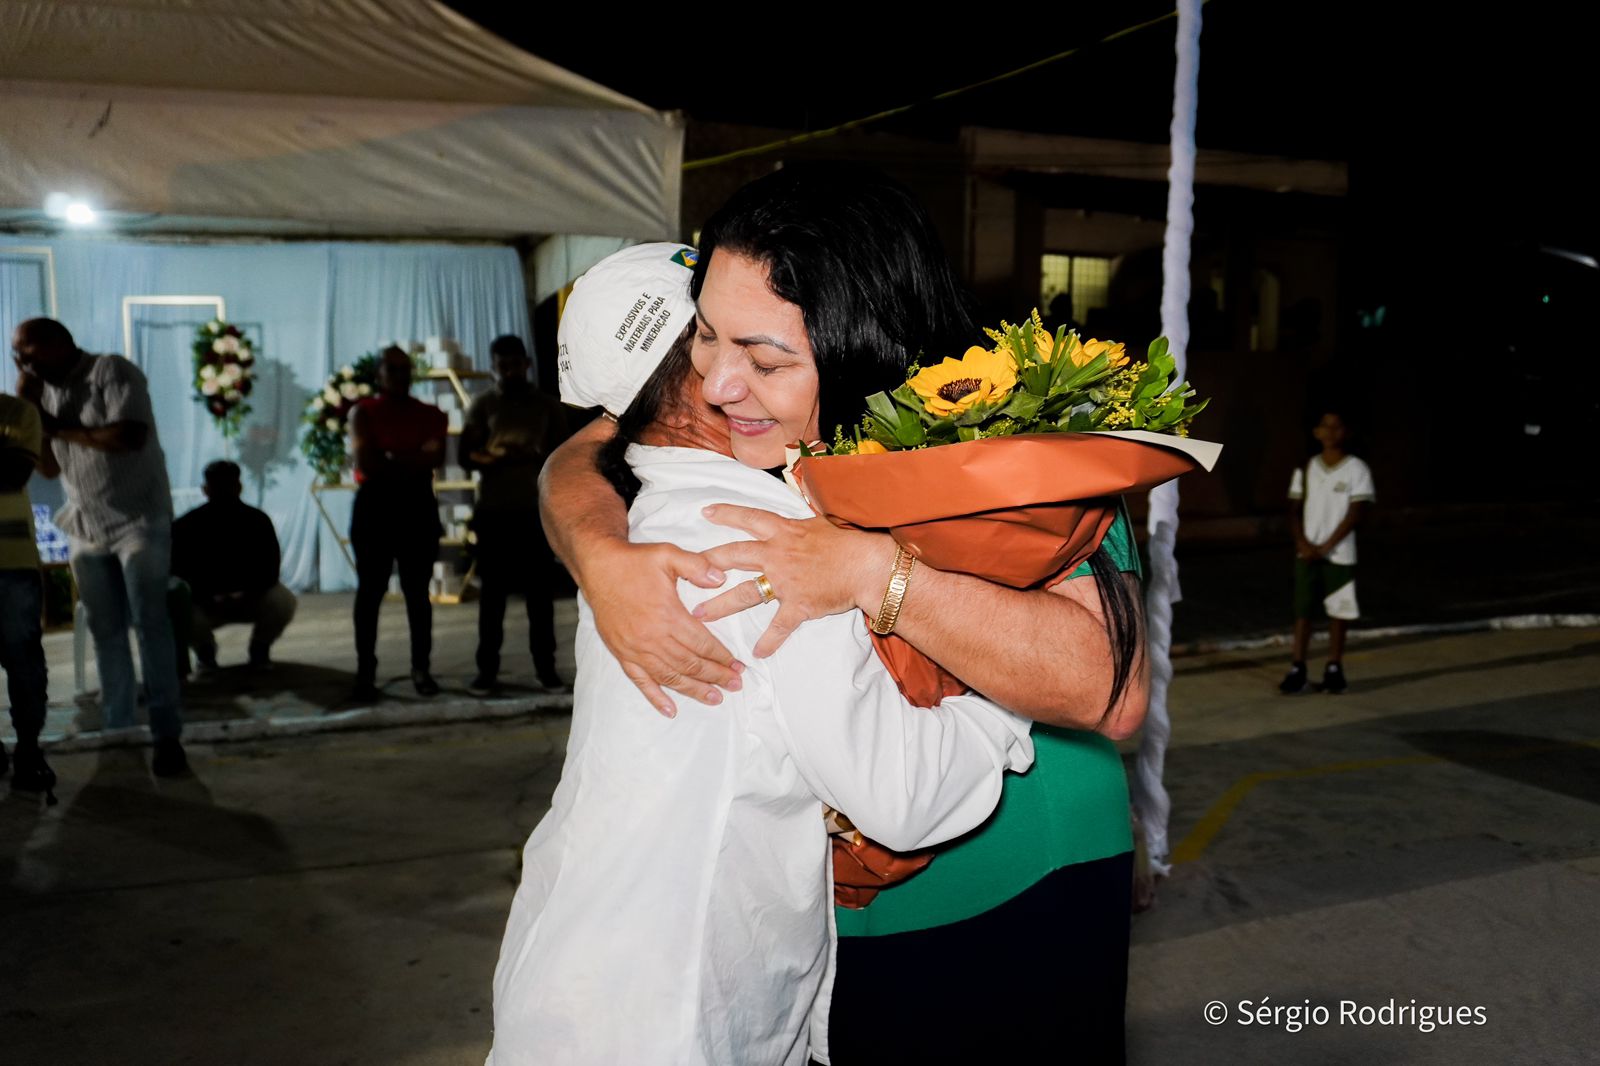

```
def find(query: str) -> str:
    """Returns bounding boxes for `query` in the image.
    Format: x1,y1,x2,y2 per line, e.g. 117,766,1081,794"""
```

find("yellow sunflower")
1074,338,1129,369
908,346,1019,417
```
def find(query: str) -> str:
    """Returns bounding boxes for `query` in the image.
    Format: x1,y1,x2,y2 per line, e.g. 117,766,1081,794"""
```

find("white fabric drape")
0,234,530,592
1133,0,1203,873
0,1,682,239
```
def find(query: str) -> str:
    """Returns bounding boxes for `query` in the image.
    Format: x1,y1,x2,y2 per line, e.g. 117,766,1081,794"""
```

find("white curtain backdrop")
0,235,530,592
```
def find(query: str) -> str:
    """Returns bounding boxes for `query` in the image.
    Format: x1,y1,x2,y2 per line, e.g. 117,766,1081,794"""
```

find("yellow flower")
855,439,889,455
1075,338,1129,369
907,346,1018,417
988,309,1063,367
1028,328,1078,366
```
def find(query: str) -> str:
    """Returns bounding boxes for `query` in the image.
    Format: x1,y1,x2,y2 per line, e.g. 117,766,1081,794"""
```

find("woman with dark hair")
487,246,1034,1066
539,165,1147,1063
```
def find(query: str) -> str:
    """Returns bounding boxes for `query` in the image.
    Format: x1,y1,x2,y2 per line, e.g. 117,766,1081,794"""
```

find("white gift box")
425,335,445,353
429,348,453,370
452,504,473,520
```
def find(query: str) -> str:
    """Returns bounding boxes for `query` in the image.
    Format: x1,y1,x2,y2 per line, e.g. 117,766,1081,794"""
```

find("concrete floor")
2,617,1597,1064
1128,626,1600,1065
15,592,581,746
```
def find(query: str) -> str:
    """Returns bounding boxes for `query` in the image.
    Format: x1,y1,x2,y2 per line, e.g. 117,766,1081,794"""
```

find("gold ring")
754,574,776,603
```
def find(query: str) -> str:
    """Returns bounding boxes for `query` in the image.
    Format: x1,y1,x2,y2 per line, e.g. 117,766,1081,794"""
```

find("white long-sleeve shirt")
489,446,1033,1066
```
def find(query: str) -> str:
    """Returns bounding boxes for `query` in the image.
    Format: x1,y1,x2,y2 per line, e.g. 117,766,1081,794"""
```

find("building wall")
680,123,1370,521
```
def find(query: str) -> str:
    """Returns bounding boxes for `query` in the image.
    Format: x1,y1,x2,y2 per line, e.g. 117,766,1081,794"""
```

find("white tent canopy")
0,0,682,239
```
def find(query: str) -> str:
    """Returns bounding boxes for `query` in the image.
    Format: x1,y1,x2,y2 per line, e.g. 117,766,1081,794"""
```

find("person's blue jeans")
0,568,48,744
71,525,183,740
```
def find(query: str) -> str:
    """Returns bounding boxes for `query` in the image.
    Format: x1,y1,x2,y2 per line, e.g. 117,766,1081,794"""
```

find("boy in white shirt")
1280,409,1375,694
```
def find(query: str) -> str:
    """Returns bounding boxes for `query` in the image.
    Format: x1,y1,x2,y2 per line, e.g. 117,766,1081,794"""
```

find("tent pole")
1134,0,1202,875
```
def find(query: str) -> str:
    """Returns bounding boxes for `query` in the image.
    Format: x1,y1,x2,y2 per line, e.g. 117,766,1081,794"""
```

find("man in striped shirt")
12,318,187,777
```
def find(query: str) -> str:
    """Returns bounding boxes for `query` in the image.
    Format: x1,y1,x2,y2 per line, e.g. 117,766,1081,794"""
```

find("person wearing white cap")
528,167,1148,1064
486,240,1033,1064
555,241,702,420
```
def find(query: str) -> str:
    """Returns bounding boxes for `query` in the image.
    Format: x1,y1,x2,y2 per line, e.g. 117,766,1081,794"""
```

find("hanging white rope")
1133,0,1202,875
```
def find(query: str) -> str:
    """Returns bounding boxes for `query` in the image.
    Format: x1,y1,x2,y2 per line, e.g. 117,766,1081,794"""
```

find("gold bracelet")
870,545,916,636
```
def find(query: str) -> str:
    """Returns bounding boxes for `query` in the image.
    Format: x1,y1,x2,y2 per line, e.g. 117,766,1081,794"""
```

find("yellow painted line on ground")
1170,738,1600,865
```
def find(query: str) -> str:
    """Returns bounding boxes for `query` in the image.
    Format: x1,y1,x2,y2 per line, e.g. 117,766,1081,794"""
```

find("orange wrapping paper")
793,433,1210,906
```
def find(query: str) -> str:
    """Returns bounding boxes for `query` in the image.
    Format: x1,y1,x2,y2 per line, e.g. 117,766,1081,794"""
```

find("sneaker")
411,670,441,698
1278,662,1309,695
152,738,190,778
467,674,502,697
9,743,57,794
537,668,568,692
1321,662,1348,694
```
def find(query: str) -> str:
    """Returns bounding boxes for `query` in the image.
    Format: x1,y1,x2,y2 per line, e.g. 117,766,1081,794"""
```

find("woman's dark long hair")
1086,539,1145,720
690,164,977,442
629,165,1142,720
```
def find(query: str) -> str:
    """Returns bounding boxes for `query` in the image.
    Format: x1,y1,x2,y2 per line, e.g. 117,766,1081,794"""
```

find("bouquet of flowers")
300,354,380,484
797,311,1218,591
790,311,1221,905
192,319,256,438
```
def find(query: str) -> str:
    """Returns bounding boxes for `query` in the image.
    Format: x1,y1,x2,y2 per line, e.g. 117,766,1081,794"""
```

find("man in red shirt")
347,346,446,701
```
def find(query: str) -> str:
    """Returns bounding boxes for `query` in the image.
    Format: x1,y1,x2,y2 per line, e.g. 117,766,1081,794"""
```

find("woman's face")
690,250,820,469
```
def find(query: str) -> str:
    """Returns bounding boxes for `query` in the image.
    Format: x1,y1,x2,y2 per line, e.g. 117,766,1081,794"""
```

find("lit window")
1040,254,1112,325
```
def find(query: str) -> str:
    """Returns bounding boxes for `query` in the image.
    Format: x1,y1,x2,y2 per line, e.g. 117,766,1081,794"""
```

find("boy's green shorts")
1294,558,1357,620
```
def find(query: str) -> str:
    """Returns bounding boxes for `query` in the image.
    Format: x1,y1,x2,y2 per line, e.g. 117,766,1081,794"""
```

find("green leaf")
1057,353,1112,392
865,392,904,433
890,382,925,414
1135,379,1169,404
892,414,926,447
1020,363,1052,394
999,390,1046,422
1147,336,1170,362
1038,396,1076,424
957,425,979,442
953,401,999,427
1066,411,1094,432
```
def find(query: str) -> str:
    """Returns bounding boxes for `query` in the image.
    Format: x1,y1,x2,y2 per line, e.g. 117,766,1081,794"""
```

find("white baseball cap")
557,242,699,417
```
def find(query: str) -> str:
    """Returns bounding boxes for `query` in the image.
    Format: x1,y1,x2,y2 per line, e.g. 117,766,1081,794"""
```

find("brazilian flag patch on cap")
670,247,699,269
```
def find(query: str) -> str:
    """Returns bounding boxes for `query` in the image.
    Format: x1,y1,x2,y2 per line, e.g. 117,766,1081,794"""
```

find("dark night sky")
449,0,1594,250
453,1,1351,157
